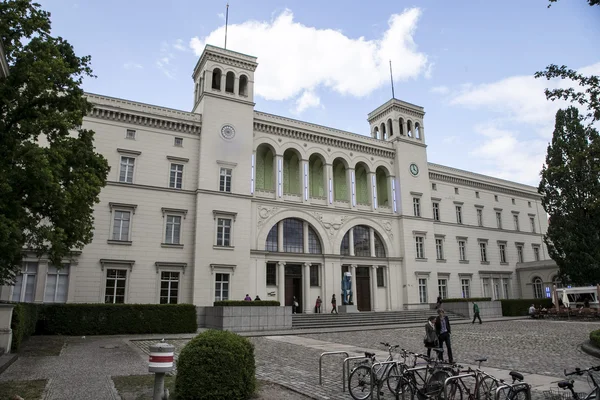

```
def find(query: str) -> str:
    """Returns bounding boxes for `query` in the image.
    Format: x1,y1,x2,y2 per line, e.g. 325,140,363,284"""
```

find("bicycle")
554,365,600,399
394,348,459,399
443,357,505,400
348,342,401,400
482,370,530,400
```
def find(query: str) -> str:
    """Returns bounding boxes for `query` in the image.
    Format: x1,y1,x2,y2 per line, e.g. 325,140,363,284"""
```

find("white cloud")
189,8,429,102
430,85,449,95
173,39,187,52
424,62,434,79
156,41,179,79
217,12,225,21
293,90,321,114
123,62,143,70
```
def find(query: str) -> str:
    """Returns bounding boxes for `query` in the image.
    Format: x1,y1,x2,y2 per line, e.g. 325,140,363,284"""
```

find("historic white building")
1,45,558,311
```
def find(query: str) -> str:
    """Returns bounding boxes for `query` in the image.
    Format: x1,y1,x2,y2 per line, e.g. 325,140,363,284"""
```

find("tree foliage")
0,0,109,284
538,107,600,285
548,0,599,7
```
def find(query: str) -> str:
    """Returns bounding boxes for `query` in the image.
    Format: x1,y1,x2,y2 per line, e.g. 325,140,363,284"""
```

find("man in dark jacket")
435,309,453,363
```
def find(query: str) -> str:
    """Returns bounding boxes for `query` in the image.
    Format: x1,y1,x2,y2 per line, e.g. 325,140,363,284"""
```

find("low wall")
440,301,503,319
196,306,292,332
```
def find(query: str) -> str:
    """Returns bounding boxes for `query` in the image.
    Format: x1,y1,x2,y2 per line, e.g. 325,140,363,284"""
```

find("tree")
538,107,600,285
0,0,109,285
548,0,599,7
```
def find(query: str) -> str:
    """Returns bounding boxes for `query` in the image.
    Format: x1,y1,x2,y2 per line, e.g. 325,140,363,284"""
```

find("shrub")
10,302,41,352
441,298,492,303
590,329,600,348
175,330,256,400
38,304,197,335
500,298,553,316
213,300,280,306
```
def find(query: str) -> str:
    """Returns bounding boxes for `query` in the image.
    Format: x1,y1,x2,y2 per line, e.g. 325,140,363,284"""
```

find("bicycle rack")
495,382,531,400
443,372,476,400
318,351,349,392
343,355,370,392
370,360,400,399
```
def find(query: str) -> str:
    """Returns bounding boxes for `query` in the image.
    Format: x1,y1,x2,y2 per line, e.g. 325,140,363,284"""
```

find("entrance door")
356,266,371,311
285,265,303,313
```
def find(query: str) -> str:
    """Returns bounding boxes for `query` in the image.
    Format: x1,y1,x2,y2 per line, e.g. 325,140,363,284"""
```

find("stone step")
292,310,466,329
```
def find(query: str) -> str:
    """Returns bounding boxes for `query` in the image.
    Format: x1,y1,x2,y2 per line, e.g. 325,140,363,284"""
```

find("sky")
38,0,600,187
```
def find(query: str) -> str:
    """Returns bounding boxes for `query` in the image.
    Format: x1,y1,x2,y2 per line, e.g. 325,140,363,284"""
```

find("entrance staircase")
292,309,467,329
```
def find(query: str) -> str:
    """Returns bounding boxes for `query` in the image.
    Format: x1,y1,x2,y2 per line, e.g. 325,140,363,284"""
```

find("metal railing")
443,372,477,400
318,351,349,392
370,360,400,399
343,355,370,392
495,382,532,400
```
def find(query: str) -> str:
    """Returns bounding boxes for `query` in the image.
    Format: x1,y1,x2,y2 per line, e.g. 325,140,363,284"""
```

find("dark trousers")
331,304,337,313
472,312,482,324
438,333,453,363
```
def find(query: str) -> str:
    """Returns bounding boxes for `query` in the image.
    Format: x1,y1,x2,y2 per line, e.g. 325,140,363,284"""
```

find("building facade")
1,45,558,310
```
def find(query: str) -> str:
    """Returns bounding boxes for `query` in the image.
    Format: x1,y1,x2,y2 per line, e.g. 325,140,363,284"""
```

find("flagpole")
389,60,395,99
224,3,229,49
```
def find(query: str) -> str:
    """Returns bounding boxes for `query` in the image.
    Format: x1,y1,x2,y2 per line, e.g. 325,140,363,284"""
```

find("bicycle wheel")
477,377,500,400
510,387,529,400
348,365,373,400
443,381,463,400
386,363,402,394
426,370,452,397
399,381,415,400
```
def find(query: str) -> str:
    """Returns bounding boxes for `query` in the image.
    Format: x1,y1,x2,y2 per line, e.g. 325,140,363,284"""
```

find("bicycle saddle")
558,380,573,389
365,352,375,358
475,357,488,362
509,371,524,382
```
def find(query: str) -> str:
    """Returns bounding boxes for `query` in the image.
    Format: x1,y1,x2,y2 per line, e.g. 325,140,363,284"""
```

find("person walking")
472,302,482,324
244,294,252,301
315,296,322,313
292,296,299,314
424,316,438,359
435,309,453,364
436,296,443,309
331,294,338,314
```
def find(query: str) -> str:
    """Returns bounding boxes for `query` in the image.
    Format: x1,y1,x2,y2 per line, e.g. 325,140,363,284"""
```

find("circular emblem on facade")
409,163,419,176
220,124,236,140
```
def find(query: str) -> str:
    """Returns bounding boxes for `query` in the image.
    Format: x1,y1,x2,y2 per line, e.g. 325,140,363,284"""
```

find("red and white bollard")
148,341,174,400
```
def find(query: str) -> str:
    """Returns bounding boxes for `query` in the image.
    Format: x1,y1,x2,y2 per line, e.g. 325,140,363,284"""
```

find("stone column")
302,221,309,253
277,261,286,305
350,264,358,307
389,175,397,213
303,263,311,313
368,171,376,211
347,167,355,208
402,120,408,137
220,73,226,92
349,228,355,256
369,228,376,258
277,220,284,252
325,163,334,207
386,266,392,311
371,265,379,312
275,154,284,199
302,159,309,202
419,125,425,142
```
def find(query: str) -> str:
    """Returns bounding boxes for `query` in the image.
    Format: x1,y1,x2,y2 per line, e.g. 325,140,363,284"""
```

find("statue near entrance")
342,272,354,305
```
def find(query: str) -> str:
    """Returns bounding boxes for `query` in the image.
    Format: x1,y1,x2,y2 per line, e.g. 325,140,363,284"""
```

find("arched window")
283,149,301,195
415,123,421,140
398,118,405,135
376,166,389,206
373,127,379,139
239,75,248,96
309,154,326,198
340,225,386,258
380,123,387,140
255,144,275,191
532,277,543,299
387,118,394,137
407,120,413,137
264,218,322,254
225,71,235,93
212,68,222,90
355,163,369,205
332,158,348,202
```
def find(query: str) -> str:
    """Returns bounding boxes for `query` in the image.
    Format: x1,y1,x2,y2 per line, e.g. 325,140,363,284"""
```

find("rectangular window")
455,205,462,224
105,269,127,304
112,211,131,241
513,214,520,231
413,197,421,217
266,263,277,286
461,279,470,298
528,201,532,208
438,279,447,299
533,246,540,261
126,129,136,139
530,217,536,233
477,209,483,227
494,195,499,202
480,242,488,262
219,168,232,192
119,156,135,183
499,244,507,263
431,183,437,191
418,278,427,304
310,265,319,286
458,241,467,261
496,212,502,229
165,215,182,244
159,271,179,304
44,265,69,303
377,268,384,287
493,278,500,300
517,245,524,263
215,273,229,301
216,218,231,247
454,187,459,194
475,191,480,198
482,277,491,297
432,202,440,221
12,262,38,302
503,279,510,299
174,137,183,147
169,163,184,189
512,198,516,205
415,236,425,259
435,238,444,260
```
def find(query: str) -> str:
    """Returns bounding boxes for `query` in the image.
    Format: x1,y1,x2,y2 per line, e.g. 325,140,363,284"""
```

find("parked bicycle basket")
542,388,587,399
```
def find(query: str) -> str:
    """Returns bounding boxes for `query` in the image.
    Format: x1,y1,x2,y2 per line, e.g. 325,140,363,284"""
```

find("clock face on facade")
220,124,236,140
409,163,419,176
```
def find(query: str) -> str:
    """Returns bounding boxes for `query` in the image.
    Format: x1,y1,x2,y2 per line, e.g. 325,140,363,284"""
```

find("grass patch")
19,336,65,357
113,374,175,400
0,379,47,400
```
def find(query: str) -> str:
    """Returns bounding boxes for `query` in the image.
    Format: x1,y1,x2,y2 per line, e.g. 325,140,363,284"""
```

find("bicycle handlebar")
565,365,600,376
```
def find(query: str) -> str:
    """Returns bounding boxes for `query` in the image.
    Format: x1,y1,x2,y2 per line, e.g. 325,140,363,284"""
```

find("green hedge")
441,297,492,303
213,300,280,307
37,304,197,335
10,303,41,352
590,329,600,348
500,298,553,316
